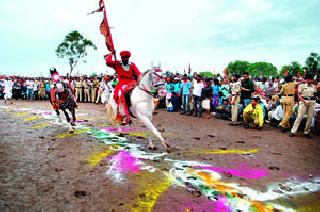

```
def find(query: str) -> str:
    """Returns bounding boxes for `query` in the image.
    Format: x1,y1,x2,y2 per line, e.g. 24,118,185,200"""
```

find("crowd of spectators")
161,71,320,137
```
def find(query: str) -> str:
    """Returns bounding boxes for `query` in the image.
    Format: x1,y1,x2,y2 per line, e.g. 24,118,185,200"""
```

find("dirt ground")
0,100,320,211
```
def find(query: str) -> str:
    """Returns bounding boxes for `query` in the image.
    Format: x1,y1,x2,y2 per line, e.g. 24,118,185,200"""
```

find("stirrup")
121,117,132,126
115,114,124,123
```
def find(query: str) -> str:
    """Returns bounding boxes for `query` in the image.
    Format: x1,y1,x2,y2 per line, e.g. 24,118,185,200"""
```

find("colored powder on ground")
31,123,51,129
188,149,259,155
189,169,237,193
41,111,52,115
214,197,232,212
87,149,116,167
57,128,90,139
15,112,29,117
297,200,320,212
100,127,134,133
111,150,140,173
195,165,268,179
24,116,41,121
249,201,274,212
129,174,173,212
128,132,149,137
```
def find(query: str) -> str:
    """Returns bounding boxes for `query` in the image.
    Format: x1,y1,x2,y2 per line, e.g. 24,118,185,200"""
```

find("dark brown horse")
50,82,77,133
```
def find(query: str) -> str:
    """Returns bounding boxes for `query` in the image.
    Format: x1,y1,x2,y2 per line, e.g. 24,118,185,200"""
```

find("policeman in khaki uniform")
92,77,100,103
229,74,241,126
83,79,91,102
290,74,317,138
75,78,83,102
278,75,296,132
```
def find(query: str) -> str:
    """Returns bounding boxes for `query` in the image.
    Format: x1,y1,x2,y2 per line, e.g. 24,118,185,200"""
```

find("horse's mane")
139,70,152,87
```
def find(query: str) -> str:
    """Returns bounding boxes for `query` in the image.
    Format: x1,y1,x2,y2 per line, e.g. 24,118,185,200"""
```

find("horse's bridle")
138,70,165,96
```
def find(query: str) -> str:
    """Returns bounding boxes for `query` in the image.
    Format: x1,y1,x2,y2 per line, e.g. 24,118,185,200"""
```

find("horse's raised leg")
63,110,74,133
136,113,171,152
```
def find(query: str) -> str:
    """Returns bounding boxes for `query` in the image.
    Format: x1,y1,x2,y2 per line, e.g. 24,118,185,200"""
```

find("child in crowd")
201,79,212,119
165,77,174,112
211,78,220,114
216,99,231,120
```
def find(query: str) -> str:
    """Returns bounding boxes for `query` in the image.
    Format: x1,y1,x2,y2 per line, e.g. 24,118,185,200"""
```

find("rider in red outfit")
105,51,141,124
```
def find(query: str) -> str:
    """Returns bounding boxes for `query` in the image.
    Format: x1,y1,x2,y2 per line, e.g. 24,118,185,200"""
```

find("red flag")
90,0,115,53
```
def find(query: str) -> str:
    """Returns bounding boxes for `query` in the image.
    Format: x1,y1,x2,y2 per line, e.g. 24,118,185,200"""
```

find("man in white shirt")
33,79,39,100
268,104,284,127
4,77,13,104
192,75,204,118
26,79,35,101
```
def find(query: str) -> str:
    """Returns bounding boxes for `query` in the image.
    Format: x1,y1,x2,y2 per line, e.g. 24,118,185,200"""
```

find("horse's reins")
138,71,164,96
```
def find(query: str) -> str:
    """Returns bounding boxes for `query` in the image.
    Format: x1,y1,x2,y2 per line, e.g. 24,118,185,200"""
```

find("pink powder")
214,197,232,212
112,151,140,173
100,127,133,133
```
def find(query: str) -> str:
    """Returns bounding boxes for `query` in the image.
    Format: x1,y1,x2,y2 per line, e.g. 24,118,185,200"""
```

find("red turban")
120,50,131,58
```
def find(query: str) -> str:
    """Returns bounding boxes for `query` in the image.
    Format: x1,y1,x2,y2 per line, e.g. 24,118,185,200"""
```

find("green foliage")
199,71,214,78
56,30,97,76
305,52,320,75
227,60,278,77
227,60,250,75
279,61,304,77
90,72,98,78
247,62,278,77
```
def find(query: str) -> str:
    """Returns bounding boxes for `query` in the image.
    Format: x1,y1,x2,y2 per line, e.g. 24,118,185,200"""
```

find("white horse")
108,69,172,152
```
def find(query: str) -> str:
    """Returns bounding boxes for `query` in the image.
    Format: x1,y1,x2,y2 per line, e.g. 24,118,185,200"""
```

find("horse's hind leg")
63,110,71,123
136,113,171,152
70,108,76,126
56,110,62,123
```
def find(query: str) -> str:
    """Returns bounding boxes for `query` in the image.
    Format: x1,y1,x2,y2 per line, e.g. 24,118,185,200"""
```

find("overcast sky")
0,0,319,77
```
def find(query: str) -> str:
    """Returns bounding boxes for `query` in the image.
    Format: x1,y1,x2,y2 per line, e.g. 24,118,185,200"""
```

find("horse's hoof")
164,142,171,149
148,146,158,151
71,122,76,126
69,130,74,134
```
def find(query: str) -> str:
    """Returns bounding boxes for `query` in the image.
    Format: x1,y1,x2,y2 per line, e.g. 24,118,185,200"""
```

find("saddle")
50,83,75,111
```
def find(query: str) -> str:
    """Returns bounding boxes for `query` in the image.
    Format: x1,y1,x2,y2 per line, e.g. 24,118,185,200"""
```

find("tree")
305,52,320,75
199,71,214,78
279,61,304,77
56,30,97,76
247,62,278,77
227,60,250,75
90,72,98,78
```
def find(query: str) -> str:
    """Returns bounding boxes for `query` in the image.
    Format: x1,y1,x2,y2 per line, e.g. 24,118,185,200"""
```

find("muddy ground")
0,100,319,211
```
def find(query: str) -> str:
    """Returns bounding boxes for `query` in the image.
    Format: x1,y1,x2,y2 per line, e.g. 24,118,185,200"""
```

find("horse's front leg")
63,109,74,133
70,109,76,126
136,113,171,152
147,136,157,151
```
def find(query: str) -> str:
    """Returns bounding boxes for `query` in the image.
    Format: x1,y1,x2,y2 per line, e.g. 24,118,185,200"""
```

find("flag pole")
101,0,117,63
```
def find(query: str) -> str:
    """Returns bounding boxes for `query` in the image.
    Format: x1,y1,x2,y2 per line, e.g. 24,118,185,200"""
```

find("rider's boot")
121,99,132,125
